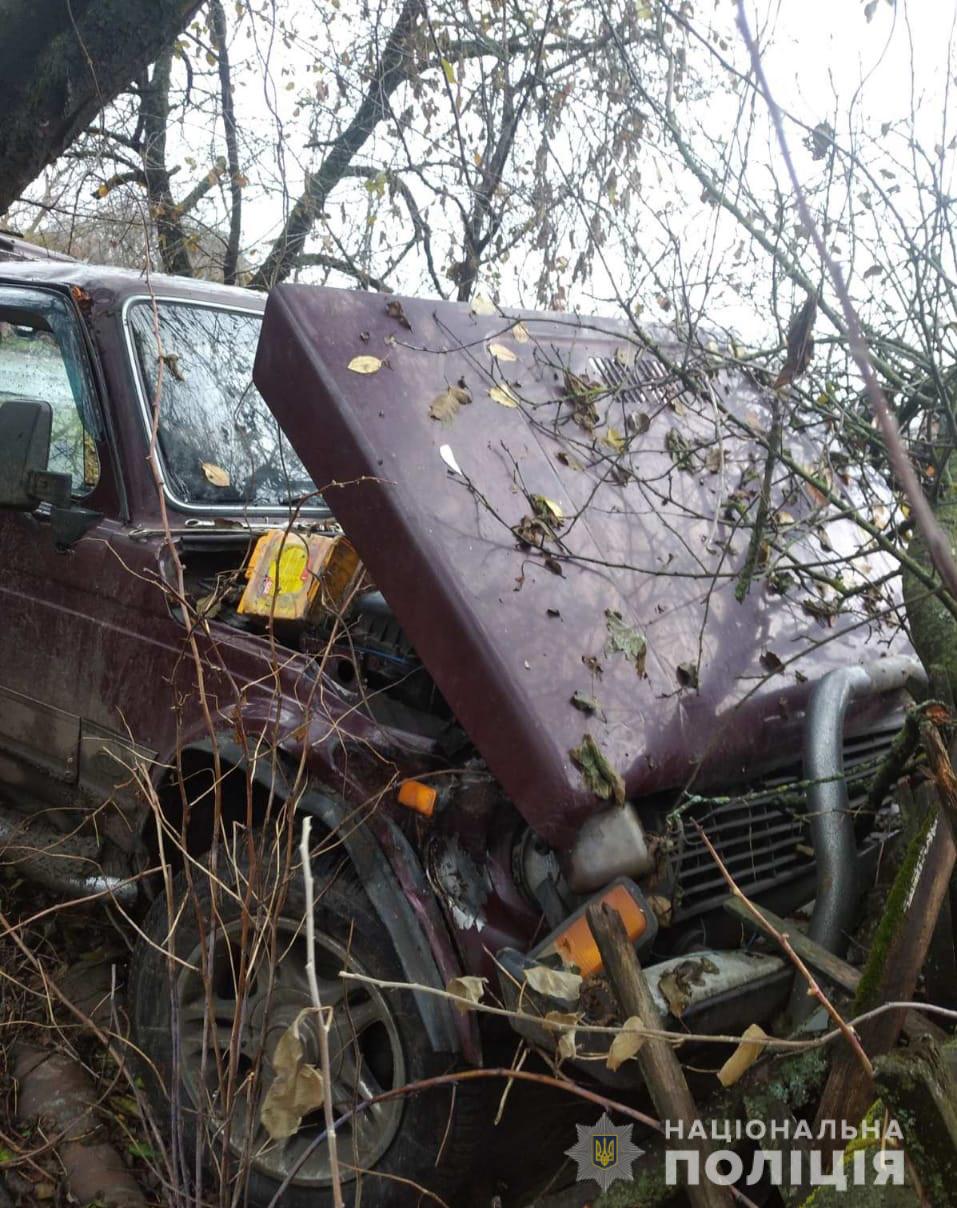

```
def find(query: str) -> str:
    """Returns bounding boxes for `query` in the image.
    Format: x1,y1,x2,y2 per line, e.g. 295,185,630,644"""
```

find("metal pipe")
789,655,923,1019
0,806,138,905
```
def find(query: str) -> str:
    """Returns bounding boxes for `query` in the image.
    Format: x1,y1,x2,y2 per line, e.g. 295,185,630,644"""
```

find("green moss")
902,458,957,698
853,809,936,1014
764,1048,829,1107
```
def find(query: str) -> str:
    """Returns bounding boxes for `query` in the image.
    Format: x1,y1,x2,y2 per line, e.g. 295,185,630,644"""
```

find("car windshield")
127,299,318,509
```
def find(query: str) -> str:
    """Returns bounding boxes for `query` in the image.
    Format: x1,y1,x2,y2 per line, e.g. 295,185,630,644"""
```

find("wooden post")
814,785,956,1131
722,898,946,1041
586,902,733,1208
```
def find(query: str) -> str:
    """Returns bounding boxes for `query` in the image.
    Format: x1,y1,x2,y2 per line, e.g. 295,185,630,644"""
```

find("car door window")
0,286,101,494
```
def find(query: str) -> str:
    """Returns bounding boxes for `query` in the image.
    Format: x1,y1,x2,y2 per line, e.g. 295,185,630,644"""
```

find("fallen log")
14,1044,145,1208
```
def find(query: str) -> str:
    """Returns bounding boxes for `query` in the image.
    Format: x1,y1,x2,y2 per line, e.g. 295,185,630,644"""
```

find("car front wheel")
128,854,481,1206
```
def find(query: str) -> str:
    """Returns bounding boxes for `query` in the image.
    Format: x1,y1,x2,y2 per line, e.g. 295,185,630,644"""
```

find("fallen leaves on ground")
658,956,719,1018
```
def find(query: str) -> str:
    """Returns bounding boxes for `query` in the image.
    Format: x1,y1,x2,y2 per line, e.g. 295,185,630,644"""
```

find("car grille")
670,729,899,920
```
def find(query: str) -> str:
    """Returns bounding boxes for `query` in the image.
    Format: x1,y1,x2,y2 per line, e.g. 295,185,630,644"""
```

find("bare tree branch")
250,0,423,290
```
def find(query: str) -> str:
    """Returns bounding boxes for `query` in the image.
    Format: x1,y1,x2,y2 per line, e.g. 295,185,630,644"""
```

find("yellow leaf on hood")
488,342,517,363
347,355,383,374
489,384,519,408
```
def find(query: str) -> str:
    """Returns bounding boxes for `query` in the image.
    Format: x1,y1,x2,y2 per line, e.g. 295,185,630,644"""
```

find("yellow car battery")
238,530,363,620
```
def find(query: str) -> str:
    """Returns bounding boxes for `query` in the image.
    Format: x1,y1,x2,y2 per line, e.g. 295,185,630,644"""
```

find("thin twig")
691,820,874,1078
736,0,957,606
299,817,344,1208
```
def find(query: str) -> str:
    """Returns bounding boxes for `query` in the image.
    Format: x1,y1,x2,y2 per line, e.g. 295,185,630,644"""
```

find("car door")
0,282,138,800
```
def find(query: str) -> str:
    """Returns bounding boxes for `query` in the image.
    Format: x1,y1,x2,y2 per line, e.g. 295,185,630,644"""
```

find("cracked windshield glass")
128,300,317,508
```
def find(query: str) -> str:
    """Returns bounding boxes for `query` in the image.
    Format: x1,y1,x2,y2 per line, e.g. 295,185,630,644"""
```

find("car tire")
128,850,484,1207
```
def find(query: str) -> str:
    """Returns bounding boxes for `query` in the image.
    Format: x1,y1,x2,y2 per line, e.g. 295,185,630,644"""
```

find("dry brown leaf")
348,355,383,374
260,1010,325,1140
524,964,583,1002
532,495,564,523
545,1009,580,1028
446,975,487,1014
557,1027,578,1063
429,384,472,423
606,1015,645,1071
773,293,817,389
489,384,519,408
201,462,231,487
385,299,412,330
489,342,517,363
716,1023,769,1088
602,427,626,453
871,504,890,530
557,450,584,471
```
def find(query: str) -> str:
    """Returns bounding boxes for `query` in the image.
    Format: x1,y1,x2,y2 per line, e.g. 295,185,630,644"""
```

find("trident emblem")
593,1135,618,1169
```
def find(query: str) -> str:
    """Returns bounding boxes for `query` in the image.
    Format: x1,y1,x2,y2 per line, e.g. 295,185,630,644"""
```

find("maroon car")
0,240,917,1205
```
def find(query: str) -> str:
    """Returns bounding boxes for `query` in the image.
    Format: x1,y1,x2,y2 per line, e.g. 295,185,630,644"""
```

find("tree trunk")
140,50,194,277
0,0,203,216
902,470,957,691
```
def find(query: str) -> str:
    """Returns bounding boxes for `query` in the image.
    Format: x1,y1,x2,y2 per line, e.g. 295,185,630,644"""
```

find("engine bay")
176,527,457,740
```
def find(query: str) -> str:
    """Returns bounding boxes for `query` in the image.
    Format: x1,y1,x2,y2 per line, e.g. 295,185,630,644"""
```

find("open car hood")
254,285,907,844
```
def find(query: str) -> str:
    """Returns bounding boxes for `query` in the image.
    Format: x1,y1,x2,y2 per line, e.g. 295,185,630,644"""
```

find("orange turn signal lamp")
397,779,439,818
531,878,657,978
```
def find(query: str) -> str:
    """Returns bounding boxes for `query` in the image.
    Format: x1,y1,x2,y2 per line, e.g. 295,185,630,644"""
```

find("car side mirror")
0,398,72,510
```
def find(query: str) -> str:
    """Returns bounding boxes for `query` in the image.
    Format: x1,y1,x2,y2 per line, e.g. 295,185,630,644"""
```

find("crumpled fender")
186,736,480,1062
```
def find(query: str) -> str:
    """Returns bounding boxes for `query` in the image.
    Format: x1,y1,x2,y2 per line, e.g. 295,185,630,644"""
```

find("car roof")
0,256,265,312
